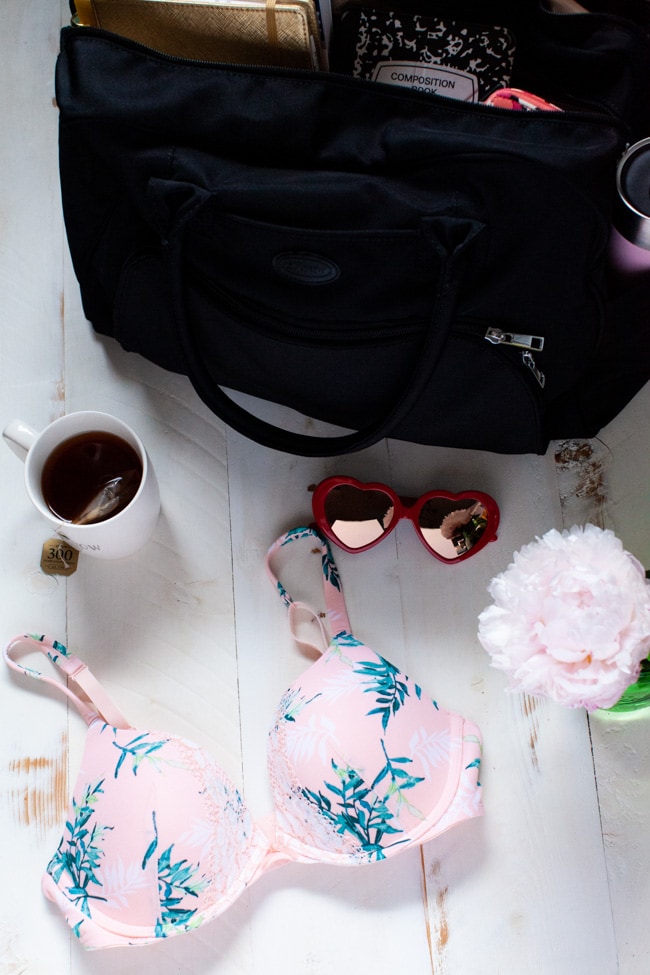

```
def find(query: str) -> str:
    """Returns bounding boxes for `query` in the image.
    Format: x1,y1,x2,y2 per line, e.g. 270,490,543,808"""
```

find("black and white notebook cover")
337,8,516,102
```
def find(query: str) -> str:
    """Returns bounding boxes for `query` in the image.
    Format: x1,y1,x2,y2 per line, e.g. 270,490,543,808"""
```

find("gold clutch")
73,0,325,69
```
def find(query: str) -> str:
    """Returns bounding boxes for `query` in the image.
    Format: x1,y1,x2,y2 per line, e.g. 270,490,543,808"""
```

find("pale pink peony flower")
477,524,650,711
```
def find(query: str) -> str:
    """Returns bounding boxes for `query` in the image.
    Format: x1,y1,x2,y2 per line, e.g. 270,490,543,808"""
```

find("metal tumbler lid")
615,137,650,251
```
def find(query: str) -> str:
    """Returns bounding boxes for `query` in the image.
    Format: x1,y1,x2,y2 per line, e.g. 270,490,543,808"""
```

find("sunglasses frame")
311,476,500,563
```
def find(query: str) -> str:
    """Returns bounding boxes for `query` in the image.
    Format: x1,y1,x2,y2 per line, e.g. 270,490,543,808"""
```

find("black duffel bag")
55,1,650,456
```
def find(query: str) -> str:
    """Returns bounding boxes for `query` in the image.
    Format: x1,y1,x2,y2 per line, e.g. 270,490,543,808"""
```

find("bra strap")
266,526,352,655
3,633,131,729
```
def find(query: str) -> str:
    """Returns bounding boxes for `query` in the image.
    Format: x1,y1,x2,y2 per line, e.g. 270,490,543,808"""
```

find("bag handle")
162,191,484,457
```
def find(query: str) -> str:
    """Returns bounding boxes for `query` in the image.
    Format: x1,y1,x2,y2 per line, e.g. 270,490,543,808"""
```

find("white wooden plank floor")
1,3,649,973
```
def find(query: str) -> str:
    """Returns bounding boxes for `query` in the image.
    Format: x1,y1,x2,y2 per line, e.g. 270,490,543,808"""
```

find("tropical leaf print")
465,756,482,787
436,761,483,830
47,779,112,917
276,579,292,609
463,734,482,785
25,633,71,669
317,664,363,701
409,726,456,774
155,843,207,937
178,817,214,856
281,686,323,723
301,743,422,860
16,662,42,679
279,527,342,592
327,632,361,669
101,857,151,908
320,542,341,592
302,763,400,861
371,739,424,818
142,812,207,938
281,526,316,547
47,637,71,665
286,711,338,765
332,632,362,648
112,731,170,778
464,733,481,746
354,653,410,731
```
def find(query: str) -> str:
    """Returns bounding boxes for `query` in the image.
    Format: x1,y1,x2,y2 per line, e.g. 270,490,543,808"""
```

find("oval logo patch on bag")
272,252,340,284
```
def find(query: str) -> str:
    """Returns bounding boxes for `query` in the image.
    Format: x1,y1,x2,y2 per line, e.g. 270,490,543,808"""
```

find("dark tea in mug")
40,430,143,524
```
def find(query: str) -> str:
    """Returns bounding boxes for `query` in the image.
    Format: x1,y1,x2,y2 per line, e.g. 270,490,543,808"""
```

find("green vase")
606,658,650,713
607,569,650,714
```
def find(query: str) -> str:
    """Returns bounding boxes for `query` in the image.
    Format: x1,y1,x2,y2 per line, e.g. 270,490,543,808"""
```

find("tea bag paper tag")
41,537,80,576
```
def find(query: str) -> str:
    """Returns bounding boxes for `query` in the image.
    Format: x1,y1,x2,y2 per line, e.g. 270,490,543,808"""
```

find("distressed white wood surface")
1,2,649,973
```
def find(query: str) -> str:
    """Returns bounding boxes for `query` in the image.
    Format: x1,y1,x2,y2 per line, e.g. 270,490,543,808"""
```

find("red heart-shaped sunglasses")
311,476,499,563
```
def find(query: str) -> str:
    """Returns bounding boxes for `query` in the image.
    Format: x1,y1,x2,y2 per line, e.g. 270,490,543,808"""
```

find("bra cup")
45,721,268,944
268,634,481,863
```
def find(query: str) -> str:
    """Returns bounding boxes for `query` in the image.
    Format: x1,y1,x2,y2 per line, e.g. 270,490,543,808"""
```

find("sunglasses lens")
418,497,489,559
323,484,395,550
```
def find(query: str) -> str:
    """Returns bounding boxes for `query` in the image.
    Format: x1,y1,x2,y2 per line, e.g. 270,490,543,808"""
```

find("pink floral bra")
3,527,483,949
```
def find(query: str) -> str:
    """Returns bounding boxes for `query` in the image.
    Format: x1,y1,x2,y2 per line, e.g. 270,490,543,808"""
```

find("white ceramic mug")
3,411,160,559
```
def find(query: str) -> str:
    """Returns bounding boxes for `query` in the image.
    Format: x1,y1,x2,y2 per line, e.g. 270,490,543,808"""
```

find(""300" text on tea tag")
41,538,80,576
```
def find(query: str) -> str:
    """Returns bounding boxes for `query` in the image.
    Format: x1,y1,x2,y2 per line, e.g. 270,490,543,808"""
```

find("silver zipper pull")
485,327,545,351
522,350,546,387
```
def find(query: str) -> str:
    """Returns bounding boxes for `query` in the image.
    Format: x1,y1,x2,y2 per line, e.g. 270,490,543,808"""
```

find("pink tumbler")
608,137,650,277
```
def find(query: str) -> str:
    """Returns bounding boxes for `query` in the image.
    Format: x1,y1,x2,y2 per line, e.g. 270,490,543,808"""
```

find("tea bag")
73,471,140,525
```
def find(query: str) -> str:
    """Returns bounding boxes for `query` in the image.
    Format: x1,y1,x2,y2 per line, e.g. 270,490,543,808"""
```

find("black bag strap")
162,195,484,456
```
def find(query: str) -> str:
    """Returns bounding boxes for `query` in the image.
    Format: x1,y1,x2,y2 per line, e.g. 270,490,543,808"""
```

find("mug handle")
2,419,39,461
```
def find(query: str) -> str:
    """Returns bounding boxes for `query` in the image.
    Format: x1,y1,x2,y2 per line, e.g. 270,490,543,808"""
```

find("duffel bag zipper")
484,326,546,388
521,351,546,389
457,322,547,389
484,327,544,352
196,264,548,386
67,24,630,134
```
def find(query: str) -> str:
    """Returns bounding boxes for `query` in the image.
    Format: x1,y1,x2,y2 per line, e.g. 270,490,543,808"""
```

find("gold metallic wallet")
73,0,325,69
